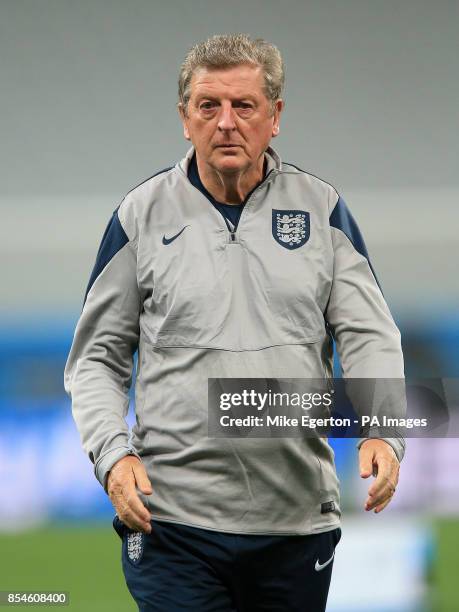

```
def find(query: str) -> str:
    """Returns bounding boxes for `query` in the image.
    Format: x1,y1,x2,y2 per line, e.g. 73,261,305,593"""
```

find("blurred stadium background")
1,1,458,610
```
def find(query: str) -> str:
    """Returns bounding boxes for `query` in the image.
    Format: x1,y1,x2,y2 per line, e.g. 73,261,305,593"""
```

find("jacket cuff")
94,445,141,493
356,437,405,463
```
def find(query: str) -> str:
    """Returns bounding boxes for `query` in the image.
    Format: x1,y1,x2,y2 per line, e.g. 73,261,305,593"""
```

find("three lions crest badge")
272,210,310,250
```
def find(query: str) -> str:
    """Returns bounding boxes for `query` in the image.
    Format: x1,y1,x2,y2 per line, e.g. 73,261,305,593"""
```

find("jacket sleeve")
64,199,141,492
324,193,406,462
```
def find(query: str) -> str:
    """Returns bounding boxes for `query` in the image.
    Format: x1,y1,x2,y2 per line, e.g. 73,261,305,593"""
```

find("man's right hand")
107,455,153,534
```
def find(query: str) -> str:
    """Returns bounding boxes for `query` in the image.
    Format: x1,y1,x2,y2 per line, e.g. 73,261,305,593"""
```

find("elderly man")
65,34,403,611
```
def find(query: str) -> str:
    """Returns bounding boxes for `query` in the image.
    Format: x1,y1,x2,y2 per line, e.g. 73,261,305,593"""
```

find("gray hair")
178,33,285,115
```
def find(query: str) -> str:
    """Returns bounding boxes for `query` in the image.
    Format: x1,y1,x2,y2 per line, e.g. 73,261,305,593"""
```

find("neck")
195,153,266,205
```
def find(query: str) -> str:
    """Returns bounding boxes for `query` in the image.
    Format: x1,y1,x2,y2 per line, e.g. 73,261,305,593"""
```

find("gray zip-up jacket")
64,145,405,535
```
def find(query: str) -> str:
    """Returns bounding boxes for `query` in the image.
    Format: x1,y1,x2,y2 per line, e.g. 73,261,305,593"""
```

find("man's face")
179,64,283,175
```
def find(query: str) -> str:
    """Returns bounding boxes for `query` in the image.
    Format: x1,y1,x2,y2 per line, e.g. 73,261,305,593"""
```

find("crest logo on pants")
272,210,310,249
126,531,144,564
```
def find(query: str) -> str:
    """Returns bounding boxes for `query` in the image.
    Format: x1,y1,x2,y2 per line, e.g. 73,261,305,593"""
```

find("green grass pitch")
0,518,458,611
0,523,136,611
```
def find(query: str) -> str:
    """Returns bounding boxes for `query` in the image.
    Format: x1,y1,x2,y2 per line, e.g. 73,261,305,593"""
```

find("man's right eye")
200,102,216,110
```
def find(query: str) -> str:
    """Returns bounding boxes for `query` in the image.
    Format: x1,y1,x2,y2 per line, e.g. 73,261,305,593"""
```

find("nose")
217,101,237,131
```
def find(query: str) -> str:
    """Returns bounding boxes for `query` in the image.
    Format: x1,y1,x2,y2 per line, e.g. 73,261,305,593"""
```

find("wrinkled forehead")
189,64,266,99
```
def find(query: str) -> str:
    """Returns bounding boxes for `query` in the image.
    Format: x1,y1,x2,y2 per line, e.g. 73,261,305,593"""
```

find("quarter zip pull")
223,217,239,243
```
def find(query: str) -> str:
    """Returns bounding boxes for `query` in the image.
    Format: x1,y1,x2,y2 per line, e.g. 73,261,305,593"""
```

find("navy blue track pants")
113,516,341,612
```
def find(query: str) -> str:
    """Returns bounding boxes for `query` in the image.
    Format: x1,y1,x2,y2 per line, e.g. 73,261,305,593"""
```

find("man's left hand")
359,439,399,513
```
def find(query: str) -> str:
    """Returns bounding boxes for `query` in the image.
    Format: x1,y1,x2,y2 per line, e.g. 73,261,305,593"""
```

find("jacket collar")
177,144,282,176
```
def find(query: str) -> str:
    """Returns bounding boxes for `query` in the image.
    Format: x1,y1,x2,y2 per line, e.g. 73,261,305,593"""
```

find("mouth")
215,144,241,148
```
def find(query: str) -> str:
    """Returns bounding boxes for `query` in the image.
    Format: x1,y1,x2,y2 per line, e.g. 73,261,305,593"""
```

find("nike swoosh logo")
314,551,335,571
162,225,189,245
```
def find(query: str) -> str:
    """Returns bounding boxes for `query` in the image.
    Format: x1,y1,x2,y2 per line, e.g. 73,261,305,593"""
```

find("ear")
177,103,191,141
271,99,284,138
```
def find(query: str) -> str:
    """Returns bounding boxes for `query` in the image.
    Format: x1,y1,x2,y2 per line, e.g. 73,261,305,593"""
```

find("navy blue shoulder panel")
83,208,129,305
330,196,370,259
283,163,383,293
83,166,174,306
330,196,382,292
